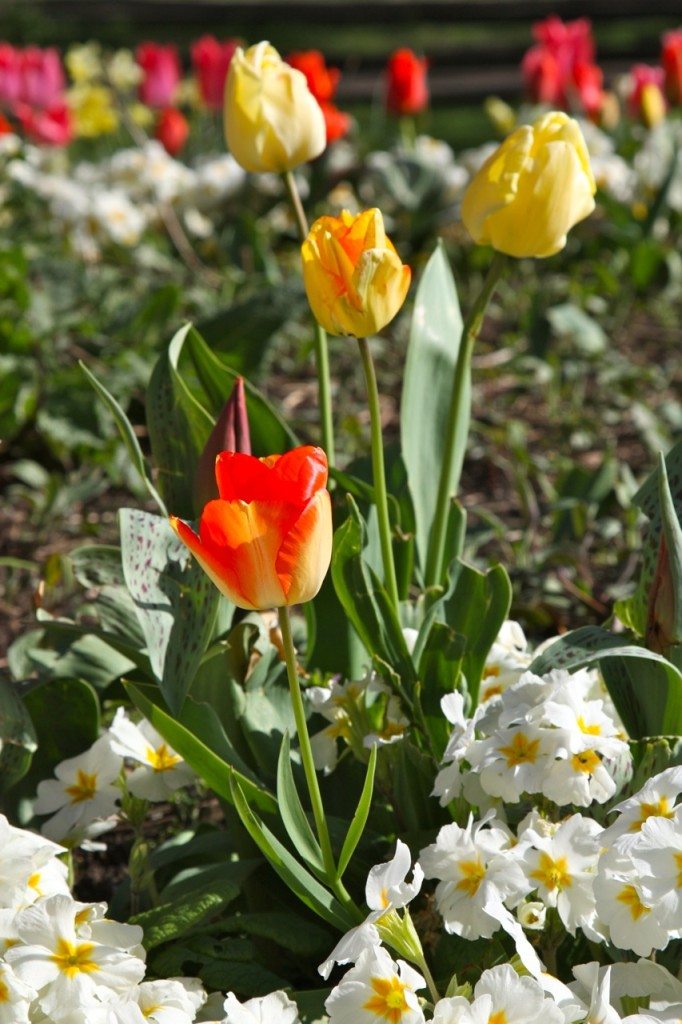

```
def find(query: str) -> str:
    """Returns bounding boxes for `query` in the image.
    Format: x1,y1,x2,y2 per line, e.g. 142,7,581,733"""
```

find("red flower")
155,107,189,156
533,16,595,76
320,101,351,143
170,446,332,610
191,35,238,111
136,43,180,109
0,44,21,110
19,46,65,109
0,112,12,134
662,29,682,105
17,100,72,146
386,48,428,116
522,46,563,105
629,64,666,125
287,50,340,103
572,61,604,121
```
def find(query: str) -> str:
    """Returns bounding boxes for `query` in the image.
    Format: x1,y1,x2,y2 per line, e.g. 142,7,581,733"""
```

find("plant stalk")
424,252,506,588
357,336,400,611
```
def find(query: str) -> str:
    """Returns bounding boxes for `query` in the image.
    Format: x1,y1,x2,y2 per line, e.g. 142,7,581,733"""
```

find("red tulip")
136,43,180,108
572,61,604,121
386,48,428,116
662,29,682,105
522,46,563,105
287,50,340,104
191,35,238,110
17,101,72,146
0,44,21,110
532,16,595,77
155,107,189,156
320,101,351,143
19,46,65,109
0,112,11,135
170,446,332,610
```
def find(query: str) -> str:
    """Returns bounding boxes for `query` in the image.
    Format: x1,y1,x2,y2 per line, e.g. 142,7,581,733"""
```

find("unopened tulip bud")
641,82,666,128
484,96,516,137
646,454,682,656
194,376,251,511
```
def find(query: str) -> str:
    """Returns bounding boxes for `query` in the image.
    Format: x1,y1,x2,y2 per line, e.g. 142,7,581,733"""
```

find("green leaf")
0,672,37,792
146,341,199,519
120,508,218,714
130,881,238,950
222,911,332,956
229,777,354,932
401,242,463,571
331,495,415,685
79,360,166,515
547,302,607,355
337,744,377,880
530,625,682,738
417,622,466,757
276,732,325,876
125,682,277,814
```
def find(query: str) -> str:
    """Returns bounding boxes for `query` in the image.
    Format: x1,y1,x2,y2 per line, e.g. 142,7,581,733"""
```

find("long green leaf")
230,778,354,932
276,732,325,876
336,744,377,880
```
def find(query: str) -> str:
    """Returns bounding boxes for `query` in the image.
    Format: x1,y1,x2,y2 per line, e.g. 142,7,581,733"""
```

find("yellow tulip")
461,111,596,259
224,41,326,173
301,208,411,337
640,83,666,129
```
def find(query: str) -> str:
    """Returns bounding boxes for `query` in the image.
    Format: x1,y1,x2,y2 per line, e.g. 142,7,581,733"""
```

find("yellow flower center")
27,871,43,895
145,743,182,772
50,938,100,977
0,980,8,1002
380,886,391,909
456,858,486,897
482,684,504,702
577,716,602,736
65,769,98,804
142,1006,161,1019
571,749,601,774
530,852,572,891
489,1012,508,1024
616,885,650,920
499,732,540,767
675,851,682,889
629,797,674,832
363,975,410,1022
483,664,501,679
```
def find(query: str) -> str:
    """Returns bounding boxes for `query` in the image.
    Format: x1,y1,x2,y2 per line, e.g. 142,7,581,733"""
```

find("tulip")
17,101,73,146
662,29,682,105
461,111,596,259
224,41,326,173
385,48,428,116
19,47,65,109
191,35,238,111
522,46,563,106
170,446,332,609
301,208,411,338
629,65,666,128
0,44,21,110
194,376,251,509
319,101,351,144
532,16,595,77
571,60,604,121
287,50,350,143
155,107,189,155
136,43,180,109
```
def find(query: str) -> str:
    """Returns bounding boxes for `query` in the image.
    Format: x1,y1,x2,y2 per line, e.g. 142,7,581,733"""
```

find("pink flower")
18,47,65,109
17,100,72,146
0,43,21,109
191,35,238,110
136,43,180,108
533,15,595,76
629,63,666,124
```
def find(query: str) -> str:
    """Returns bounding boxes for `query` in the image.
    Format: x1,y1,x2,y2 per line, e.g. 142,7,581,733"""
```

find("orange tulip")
170,446,332,610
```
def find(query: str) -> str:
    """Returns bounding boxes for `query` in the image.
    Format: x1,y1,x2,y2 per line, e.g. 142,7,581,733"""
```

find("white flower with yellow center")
543,747,618,808
601,766,682,846
419,816,529,940
468,723,554,802
593,848,670,956
33,735,122,846
480,621,532,703
325,946,425,1024
223,989,300,1023
432,692,479,806
521,814,604,941
366,840,424,920
318,921,382,982
631,806,682,936
533,683,627,761
0,961,34,1024
516,900,547,931
108,709,195,801
5,894,145,1019
0,814,69,910
434,964,564,1024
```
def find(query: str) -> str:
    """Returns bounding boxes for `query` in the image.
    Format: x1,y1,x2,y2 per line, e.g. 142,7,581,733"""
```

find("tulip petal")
216,446,327,504
169,514,249,607
276,489,333,604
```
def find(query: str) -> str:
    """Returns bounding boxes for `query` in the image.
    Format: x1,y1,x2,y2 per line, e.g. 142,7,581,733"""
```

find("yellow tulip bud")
461,111,596,259
224,41,326,173
640,82,666,129
301,208,411,338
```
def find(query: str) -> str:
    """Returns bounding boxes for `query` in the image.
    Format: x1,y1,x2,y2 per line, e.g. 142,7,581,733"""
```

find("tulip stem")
424,252,506,589
283,170,336,467
278,605,336,878
357,337,400,611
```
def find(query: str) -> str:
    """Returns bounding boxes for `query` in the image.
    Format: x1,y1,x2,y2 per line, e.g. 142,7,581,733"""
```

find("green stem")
357,337,400,611
283,170,335,467
424,252,506,588
278,605,336,878
419,956,441,1005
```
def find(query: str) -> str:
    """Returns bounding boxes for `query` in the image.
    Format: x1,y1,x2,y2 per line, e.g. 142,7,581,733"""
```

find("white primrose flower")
129,978,200,1024
593,847,670,956
432,692,479,806
223,989,300,1024
570,960,682,1024
366,840,424,919
533,681,626,759
33,735,122,846
516,901,547,931
600,766,682,846
325,946,426,1024
419,815,529,940
522,813,605,940
5,894,146,1020
467,722,555,802
91,190,147,247
542,746,618,808
108,709,195,801
479,621,532,704
0,814,69,910
630,806,682,935
0,961,35,1024
318,921,382,981
433,965,564,1024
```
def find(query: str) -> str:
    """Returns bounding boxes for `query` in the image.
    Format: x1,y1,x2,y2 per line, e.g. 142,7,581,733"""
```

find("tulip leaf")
80,360,167,516
120,508,219,714
400,242,464,572
125,681,277,814
276,732,325,877
130,880,239,950
336,744,377,881
417,622,467,758
529,625,682,738
229,777,355,932
331,495,415,685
